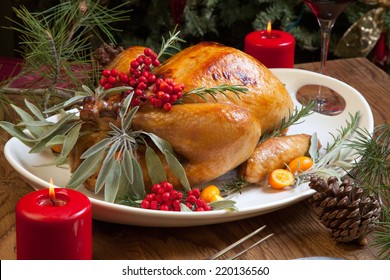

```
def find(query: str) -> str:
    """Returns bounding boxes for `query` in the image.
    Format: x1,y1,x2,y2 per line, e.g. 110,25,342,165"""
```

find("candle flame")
267,20,272,36
49,178,56,200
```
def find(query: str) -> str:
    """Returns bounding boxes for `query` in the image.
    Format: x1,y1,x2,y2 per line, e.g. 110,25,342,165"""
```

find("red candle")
244,21,295,68
16,187,92,260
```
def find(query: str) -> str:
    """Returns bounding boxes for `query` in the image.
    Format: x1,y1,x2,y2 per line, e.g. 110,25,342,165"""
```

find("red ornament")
373,32,389,71
16,188,92,260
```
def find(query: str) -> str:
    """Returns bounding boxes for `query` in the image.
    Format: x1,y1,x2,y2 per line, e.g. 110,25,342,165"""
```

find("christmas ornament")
334,7,384,57
309,176,381,245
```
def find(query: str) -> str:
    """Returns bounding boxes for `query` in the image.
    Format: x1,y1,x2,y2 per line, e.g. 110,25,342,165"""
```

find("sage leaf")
81,85,94,96
164,149,190,191
46,135,66,146
309,132,319,163
80,138,111,159
145,145,167,184
101,86,133,99
180,203,193,212
209,200,238,212
36,112,77,140
63,95,86,108
122,106,138,132
0,121,36,145
60,122,82,158
29,122,78,153
103,140,120,164
104,160,122,203
95,156,114,194
11,104,46,138
25,99,45,120
67,149,105,189
129,157,146,199
119,92,134,119
147,133,174,154
122,149,134,184
118,163,131,198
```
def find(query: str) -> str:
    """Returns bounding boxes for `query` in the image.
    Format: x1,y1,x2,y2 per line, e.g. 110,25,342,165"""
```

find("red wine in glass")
298,0,357,115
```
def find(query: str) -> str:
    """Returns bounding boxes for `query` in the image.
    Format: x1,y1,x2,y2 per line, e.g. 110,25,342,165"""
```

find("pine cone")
309,176,381,245
93,44,124,69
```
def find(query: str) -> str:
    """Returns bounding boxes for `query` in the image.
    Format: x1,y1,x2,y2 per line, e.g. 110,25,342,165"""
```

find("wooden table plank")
0,57,388,260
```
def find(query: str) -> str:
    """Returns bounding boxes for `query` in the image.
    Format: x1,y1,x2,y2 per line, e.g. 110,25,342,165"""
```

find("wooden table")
0,57,388,260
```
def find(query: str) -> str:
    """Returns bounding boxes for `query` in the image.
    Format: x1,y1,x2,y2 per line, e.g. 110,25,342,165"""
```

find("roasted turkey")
69,42,294,191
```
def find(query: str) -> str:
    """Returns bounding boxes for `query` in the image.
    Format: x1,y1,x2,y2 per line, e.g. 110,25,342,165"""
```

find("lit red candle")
244,21,295,68
16,184,92,260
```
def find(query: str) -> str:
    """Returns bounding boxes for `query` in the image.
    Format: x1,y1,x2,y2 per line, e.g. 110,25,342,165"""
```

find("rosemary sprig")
180,84,248,103
157,25,186,60
259,101,315,143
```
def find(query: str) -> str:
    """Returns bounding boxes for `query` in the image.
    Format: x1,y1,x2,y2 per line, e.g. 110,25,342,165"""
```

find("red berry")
102,69,111,77
161,192,171,202
140,199,150,209
185,202,193,210
155,194,163,204
99,77,107,87
144,48,153,57
163,103,172,111
187,195,196,204
152,184,161,193
110,69,119,77
107,76,117,85
104,83,112,90
135,89,144,96
146,193,156,201
162,93,171,103
192,188,201,197
152,60,160,67
170,95,178,103
131,98,140,106
155,99,164,108
150,200,158,210
130,60,139,69
161,182,173,191
160,204,170,211
148,74,156,83
137,82,147,90
144,57,152,65
196,207,204,212
119,73,129,83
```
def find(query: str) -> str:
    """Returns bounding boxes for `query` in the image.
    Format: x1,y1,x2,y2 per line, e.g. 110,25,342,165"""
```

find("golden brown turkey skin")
133,103,261,186
240,134,311,184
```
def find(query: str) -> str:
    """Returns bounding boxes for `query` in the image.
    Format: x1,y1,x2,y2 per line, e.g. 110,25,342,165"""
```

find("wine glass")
298,0,357,115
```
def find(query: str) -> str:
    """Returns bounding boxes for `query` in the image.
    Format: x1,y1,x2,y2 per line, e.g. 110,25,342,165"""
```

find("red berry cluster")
149,78,184,111
99,47,185,112
140,182,211,212
99,68,129,90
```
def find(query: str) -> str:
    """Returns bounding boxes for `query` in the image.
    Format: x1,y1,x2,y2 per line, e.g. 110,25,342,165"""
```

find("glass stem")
317,19,336,104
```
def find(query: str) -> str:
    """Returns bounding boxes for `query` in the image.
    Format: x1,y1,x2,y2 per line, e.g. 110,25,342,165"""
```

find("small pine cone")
93,43,124,69
309,176,381,245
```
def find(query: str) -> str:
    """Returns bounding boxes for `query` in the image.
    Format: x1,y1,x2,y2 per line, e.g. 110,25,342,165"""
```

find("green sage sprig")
297,111,361,182
66,91,191,202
